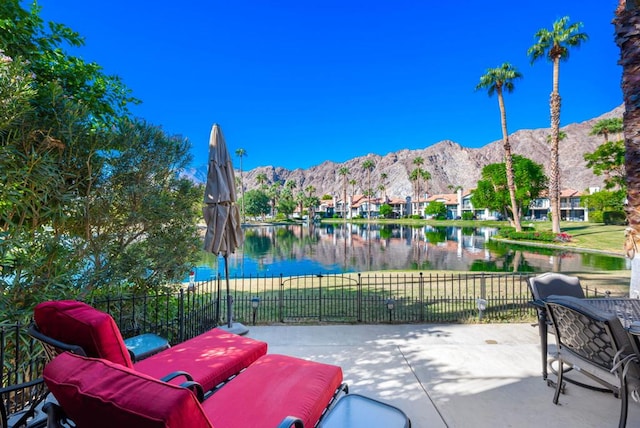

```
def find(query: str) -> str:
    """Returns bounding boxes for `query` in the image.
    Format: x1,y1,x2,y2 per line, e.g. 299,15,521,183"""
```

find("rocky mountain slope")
182,105,624,198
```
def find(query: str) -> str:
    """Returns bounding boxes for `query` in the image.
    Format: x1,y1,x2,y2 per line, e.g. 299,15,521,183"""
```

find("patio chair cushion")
34,300,133,368
528,273,585,301
134,328,268,391
203,354,343,428
33,300,269,393
43,352,212,428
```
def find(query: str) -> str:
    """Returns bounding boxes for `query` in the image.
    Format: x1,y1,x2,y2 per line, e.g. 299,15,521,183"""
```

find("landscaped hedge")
603,211,627,225
499,227,557,242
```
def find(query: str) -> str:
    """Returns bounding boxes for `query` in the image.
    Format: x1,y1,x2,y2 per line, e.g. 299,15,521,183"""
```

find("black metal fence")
1,272,609,426
224,272,607,324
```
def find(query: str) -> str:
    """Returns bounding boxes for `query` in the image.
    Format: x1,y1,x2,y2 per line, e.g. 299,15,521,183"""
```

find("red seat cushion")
43,352,213,428
34,300,133,368
203,354,343,428
134,328,267,392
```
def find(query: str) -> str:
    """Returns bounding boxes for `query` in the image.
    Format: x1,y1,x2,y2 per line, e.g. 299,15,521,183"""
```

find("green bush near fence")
603,211,627,225
498,227,556,242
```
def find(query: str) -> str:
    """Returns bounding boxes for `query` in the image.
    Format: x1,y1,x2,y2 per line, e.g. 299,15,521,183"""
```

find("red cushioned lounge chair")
30,300,268,393
43,351,345,428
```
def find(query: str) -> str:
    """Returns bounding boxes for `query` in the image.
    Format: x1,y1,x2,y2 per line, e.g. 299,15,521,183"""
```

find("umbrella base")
218,322,249,336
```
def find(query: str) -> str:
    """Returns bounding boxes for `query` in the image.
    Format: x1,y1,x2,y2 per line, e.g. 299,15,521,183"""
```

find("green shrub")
499,227,556,242
409,214,422,220
461,212,474,220
589,210,603,223
603,211,627,225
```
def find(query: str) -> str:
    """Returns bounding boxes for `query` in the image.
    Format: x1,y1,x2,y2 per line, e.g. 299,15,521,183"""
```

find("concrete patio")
248,323,640,428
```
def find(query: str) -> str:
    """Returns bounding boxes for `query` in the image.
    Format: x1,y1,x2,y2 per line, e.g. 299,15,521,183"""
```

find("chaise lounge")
34,300,410,427
43,351,345,427
31,300,268,393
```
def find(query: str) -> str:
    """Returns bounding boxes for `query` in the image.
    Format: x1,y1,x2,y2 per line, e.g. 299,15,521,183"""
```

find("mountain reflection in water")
193,223,628,279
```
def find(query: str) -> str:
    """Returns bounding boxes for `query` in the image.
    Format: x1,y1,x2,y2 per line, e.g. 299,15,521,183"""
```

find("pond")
189,223,629,280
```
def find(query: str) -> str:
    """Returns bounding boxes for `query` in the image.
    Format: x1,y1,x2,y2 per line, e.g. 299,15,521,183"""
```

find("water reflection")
195,223,628,278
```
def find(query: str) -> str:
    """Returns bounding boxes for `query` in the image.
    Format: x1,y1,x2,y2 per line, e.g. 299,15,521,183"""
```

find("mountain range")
182,105,624,198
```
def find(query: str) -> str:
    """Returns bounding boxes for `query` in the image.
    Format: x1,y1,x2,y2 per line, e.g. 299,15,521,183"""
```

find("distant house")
527,188,588,221
323,187,589,222
317,199,334,218
424,193,459,219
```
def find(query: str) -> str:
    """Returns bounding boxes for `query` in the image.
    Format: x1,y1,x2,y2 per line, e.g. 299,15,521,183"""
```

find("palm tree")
362,159,375,218
421,169,432,197
380,172,388,199
348,179,357,218
409,169,420,215
235,148,247,222
267,182,281,218
528,16,588,233
412,157,425,202
304,185,317,220
338,166,350,221
476,62,523,232
256,172,268,189
615,0,640,297
590,118,623,143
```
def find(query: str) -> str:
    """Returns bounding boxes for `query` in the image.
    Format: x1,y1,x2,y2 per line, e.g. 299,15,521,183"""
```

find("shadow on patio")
249,323,640,427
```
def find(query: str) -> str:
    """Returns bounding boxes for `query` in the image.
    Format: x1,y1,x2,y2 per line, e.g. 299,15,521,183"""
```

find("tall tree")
267,182,282,218
235,148,247,221
348,179,357,218
528,16,588,234
379,172,388,199
255,172,268,189
304,185,319,220
476,62,523,232
471,156,548,221
590,117,624,143
338,166,350,221
0,3,200,318
362,159,375,218
584,123,626,190
412,157,425,202
614,0,640,297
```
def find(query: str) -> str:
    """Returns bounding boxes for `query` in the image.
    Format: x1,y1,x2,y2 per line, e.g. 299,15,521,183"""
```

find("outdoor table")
318,394,410,428
123,333,170,361
580,298,640,327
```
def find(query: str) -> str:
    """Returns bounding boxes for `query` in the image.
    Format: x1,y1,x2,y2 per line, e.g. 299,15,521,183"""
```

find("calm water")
189,223,629,280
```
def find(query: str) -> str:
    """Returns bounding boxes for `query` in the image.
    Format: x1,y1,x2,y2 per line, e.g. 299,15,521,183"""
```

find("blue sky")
39,1,621,171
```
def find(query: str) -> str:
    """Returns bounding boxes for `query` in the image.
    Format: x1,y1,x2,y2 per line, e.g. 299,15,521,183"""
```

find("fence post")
279,274,284,323
215,274,221,325
178,289,185,343
318,274,323,322
357,273,362,323
419,272,424,322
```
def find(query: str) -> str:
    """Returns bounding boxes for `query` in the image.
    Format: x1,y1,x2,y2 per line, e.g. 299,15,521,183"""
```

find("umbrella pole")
224,254,232,328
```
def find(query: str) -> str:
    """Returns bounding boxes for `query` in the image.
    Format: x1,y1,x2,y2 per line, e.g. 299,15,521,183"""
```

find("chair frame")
527,273,585,385
545,296,639,428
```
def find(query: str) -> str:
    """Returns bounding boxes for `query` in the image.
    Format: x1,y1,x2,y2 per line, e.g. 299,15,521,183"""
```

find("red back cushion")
34,300,133,368
43,352,213,428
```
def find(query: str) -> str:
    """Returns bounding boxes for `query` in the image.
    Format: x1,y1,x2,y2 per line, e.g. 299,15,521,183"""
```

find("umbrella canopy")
203,124,243,256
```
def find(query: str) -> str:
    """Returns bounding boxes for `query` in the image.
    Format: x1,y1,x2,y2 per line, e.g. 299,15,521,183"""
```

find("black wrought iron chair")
527,272,585,386
545,295,640,428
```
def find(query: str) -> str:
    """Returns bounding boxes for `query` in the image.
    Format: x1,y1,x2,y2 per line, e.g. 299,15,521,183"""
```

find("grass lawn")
550,223,626,255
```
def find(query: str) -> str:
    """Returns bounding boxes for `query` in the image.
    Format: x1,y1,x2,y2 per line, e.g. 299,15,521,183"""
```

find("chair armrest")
528,299,546,310
180,381,205,402
160,371,194,383
43,402,69,428
276,416,304,428
28,323,87,357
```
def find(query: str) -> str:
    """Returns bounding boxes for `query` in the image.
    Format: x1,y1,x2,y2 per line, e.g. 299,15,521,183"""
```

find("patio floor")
248,323,640,428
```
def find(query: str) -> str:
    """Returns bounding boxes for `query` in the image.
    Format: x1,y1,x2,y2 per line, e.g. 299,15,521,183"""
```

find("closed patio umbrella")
203,124,247,335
